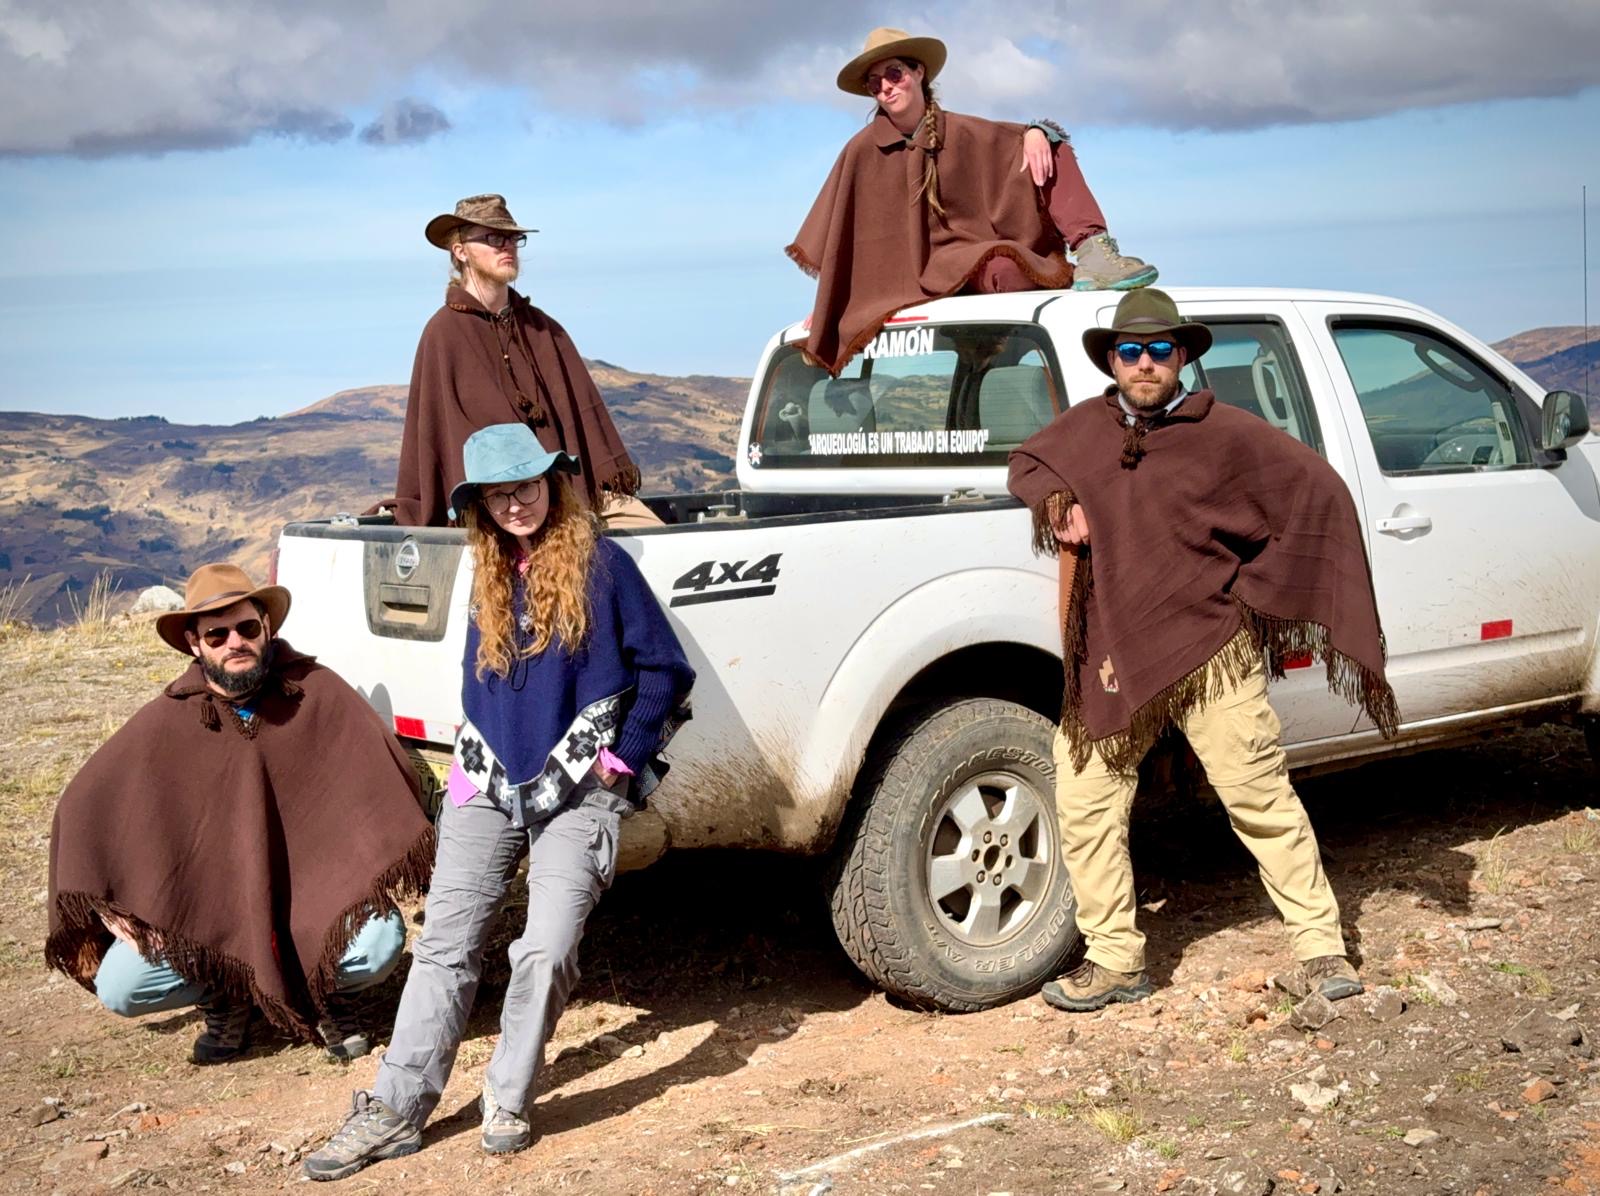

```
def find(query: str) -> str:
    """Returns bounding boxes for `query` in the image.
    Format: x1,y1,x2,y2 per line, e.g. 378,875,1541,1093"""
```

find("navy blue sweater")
462,537,694,785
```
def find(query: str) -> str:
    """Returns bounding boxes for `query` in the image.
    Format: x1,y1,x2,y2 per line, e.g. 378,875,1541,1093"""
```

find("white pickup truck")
275,286,1599,1012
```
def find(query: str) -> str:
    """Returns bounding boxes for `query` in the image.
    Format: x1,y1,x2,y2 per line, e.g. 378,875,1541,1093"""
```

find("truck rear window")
748,322,1063,469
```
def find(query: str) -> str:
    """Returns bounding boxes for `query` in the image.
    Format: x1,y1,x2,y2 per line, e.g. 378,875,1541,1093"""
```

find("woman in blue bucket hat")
306,423,694,1180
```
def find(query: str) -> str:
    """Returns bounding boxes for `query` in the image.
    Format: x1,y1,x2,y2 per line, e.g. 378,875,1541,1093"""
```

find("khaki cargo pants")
1053,658,1345,974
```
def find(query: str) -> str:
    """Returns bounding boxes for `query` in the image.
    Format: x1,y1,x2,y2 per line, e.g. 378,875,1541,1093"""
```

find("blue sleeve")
600,541,695,775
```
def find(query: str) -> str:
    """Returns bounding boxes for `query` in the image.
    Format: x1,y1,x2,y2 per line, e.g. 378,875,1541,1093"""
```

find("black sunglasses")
199,618,263,648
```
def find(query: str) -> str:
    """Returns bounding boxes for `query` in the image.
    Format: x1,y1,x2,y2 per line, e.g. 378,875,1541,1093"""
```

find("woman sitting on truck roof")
305,423,694,1182
786,27,1158,376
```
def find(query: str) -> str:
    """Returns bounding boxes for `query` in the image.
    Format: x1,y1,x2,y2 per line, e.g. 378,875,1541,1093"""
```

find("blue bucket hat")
448,423,578,522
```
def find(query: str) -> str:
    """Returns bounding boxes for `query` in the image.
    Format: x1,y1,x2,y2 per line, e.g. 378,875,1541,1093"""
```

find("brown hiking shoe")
1040,960,1152,1012
1070,233,1158,291
1303,955,1363,1001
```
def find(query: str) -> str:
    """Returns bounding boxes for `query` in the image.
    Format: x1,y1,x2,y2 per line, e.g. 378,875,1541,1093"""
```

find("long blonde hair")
463,472,598,679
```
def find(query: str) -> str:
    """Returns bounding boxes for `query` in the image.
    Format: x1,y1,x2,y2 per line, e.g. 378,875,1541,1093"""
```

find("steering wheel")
1420,422,1500,468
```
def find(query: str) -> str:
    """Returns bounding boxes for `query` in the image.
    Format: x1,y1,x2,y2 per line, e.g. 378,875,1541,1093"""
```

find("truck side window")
1331,323,1534,475
751,323,1064,469
1177,320,1323,454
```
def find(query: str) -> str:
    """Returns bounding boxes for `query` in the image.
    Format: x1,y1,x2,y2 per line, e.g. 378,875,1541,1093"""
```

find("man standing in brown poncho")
46,564,434,1064
1007,289,1399,1013
377,194,655,528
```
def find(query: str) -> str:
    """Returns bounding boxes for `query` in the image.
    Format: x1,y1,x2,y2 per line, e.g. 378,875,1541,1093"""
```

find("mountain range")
1,328,1594,626
0,362,747,625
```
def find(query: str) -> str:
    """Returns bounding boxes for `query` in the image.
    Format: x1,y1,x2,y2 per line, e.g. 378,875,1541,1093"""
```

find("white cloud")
0,0,1595,156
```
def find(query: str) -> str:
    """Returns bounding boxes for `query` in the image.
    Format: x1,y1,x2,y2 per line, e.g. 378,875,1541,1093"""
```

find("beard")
1118,370,1183,412
468,258,519,287
200,641,273,698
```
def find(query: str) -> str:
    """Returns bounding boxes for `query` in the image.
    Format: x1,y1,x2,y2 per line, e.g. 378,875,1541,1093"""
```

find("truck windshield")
749,322,1063,469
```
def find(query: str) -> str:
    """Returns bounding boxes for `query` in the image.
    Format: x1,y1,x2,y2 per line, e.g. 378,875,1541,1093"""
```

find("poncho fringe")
46,830,434,1044
1013,403,1401,776
46,645,434,1042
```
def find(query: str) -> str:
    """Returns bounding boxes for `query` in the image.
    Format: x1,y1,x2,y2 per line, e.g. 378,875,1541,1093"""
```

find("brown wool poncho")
787,109,1073,375
379,285,640,526
46,644,434,1040
1008,389,1399,772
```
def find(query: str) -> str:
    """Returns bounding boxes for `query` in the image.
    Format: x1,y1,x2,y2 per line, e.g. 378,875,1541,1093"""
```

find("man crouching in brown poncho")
46,564,434,1064
1007,289,1400,1013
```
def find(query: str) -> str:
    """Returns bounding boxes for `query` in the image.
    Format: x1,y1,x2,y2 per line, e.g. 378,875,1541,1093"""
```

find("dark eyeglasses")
865,63,912,94
1113,340,1177,365
482,478,545,513
199,618,263,648
465,231,527,250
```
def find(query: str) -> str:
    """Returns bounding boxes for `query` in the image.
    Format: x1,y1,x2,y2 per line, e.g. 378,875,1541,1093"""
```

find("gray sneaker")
1303,955,1364,1001
480,1087,532,1155
1071,233,1159,291
303,1091,420,1182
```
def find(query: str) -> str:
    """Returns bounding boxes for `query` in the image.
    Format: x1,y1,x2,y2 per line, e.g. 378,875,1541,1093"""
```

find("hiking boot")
1040,960,1153,1012
317,995,372,1062
191,997,251,1065
1304,955,1364,1001
1070,233,1159,291
480,1086,532,1155
302,1090,420,1182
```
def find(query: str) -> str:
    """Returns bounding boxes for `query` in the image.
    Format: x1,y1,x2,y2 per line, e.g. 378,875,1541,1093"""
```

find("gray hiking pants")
373,779,627,1128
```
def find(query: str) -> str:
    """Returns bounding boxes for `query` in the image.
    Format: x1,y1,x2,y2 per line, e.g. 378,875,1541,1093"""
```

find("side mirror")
1540,389,1590,452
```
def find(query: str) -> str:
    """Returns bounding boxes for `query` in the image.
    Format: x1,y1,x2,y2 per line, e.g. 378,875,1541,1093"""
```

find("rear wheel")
826,698,1079,1011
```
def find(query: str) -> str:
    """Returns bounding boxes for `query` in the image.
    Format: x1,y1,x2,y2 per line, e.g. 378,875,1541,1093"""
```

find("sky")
0,1,1596,424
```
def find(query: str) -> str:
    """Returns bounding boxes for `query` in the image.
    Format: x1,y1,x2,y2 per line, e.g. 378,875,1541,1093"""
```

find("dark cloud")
359,98,451,146
0,1,1595,157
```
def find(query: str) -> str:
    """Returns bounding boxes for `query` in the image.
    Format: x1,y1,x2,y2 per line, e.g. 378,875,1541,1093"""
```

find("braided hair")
868,60,945,219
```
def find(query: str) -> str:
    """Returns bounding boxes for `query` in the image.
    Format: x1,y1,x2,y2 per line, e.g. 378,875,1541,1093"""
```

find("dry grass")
1084,1105,1142,1144
1477,828,1512,895
1561,822,1600,854
0,575,32,641
67,570,123,648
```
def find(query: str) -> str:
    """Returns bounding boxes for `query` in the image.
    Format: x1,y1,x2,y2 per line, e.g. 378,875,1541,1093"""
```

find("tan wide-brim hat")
837,27,947,96
154,563,290,654
1082,287,1214,377
424,193,539,250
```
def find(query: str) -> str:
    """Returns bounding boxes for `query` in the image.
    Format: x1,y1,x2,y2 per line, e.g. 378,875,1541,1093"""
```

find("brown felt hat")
837,27,947,96
155,563,290,654
1082,287,1213,377
424,193,538,250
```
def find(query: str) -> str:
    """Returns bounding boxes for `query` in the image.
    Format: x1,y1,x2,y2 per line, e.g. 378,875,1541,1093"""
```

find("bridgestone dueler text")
826,698,1081,1011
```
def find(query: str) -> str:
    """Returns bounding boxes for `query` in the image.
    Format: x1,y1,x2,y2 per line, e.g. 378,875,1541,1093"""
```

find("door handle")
1375,513,1432,534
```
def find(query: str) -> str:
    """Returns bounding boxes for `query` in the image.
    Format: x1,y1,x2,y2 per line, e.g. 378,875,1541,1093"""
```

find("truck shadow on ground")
1128,722,1593,989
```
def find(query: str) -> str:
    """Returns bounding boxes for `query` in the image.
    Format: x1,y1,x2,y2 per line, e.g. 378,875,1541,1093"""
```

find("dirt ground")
3,617,1599,1195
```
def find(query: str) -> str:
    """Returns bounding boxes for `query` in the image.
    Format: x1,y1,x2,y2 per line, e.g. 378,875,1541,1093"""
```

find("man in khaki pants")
1007,288,1399,1012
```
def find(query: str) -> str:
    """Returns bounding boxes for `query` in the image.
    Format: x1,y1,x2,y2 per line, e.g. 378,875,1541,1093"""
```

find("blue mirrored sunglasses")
1113,339,1177,364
